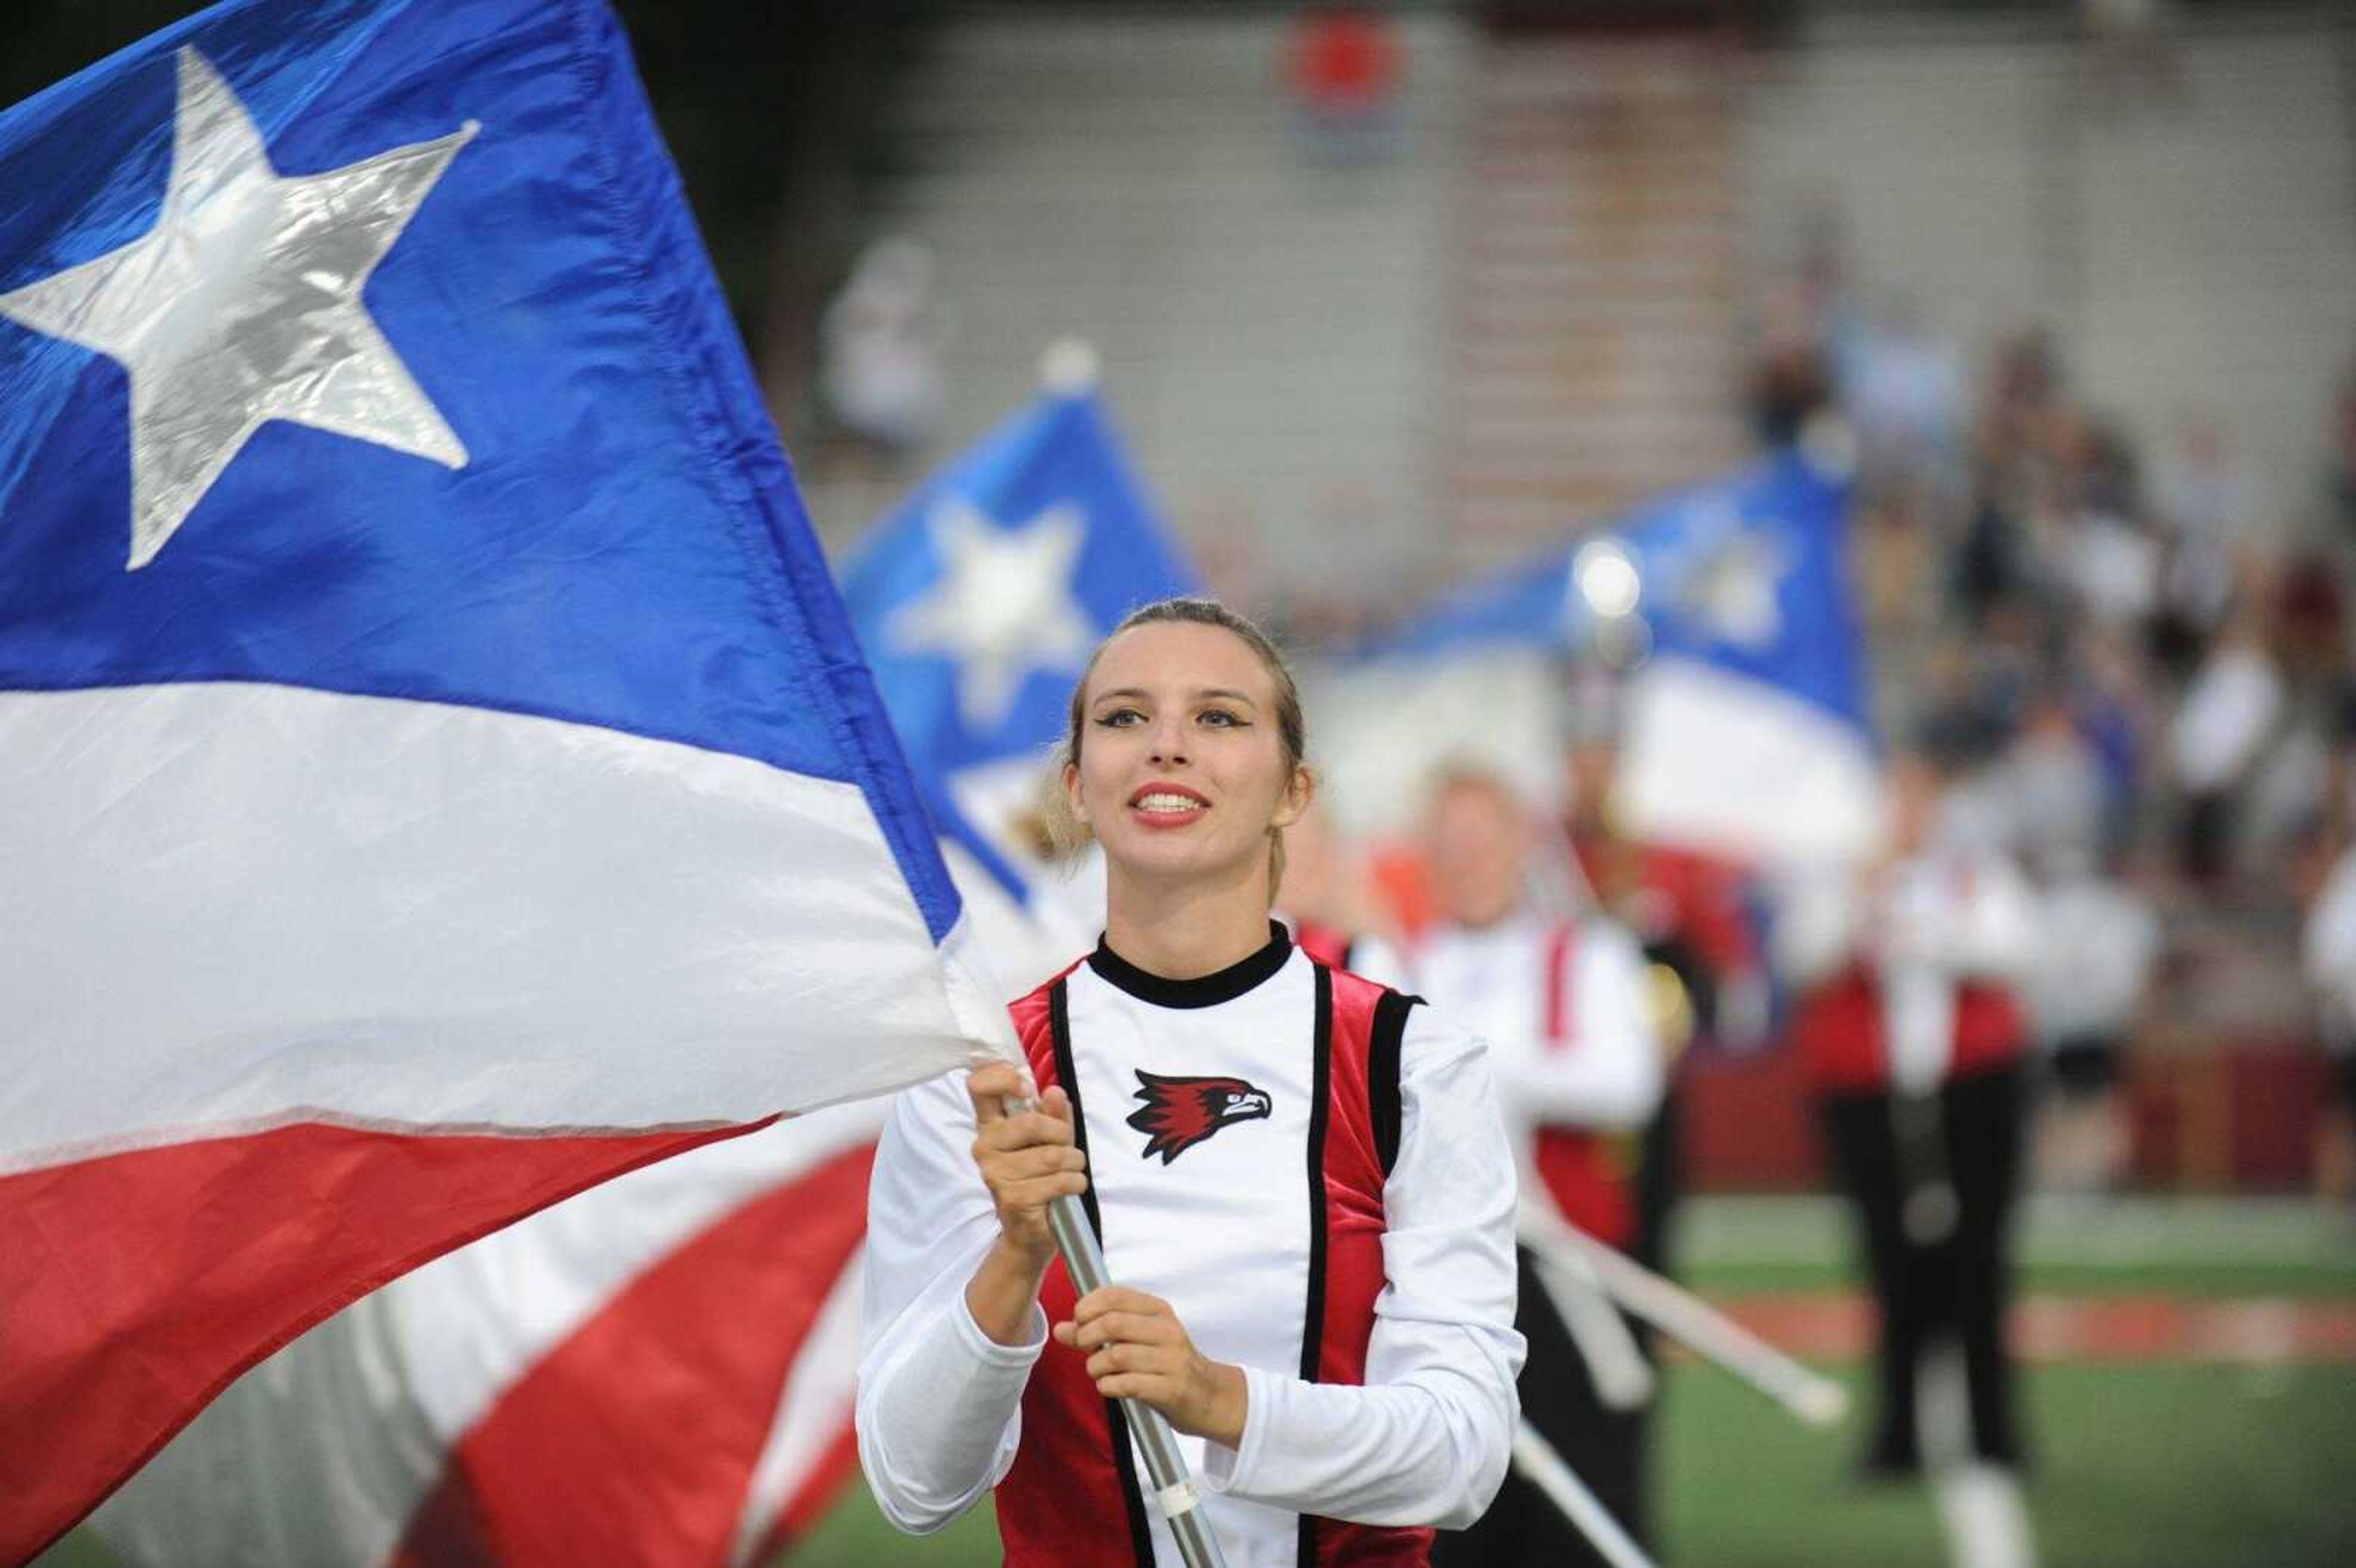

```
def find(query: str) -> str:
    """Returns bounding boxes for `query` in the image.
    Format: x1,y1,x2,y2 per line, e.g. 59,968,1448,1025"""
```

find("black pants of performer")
1432,1247,1646,1568
2047,1031,2120,1100
1819,1064,2027,1475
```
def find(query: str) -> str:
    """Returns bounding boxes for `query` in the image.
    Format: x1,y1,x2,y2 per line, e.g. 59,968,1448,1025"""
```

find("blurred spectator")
817,236,948,457
2327,368,2356,547
2168,609,2284,888
1284,4,1406,165
2151,415,2249,664
1991,685,2111,872
2301,829,2356,1202
2023,847,2158,1193
2061,421,2162,635
1836,297,1968,505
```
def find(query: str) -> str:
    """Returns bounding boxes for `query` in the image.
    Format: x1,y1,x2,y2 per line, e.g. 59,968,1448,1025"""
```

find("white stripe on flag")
1615,656,1885,867
3,682,995,1169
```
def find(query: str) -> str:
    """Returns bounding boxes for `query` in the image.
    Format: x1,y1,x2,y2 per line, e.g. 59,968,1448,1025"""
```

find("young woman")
857,599,1524,1567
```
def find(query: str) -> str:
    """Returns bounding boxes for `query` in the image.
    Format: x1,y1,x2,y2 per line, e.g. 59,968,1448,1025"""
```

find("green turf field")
774,1362,2356,1568
40,1197,2356,1566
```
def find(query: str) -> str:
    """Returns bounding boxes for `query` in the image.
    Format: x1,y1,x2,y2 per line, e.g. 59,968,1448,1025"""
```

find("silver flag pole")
1045,1191,1229,1568
1002,1086,1227,1568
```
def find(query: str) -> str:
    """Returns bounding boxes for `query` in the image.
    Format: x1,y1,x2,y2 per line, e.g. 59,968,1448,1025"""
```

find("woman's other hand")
1055,1286,1248,1448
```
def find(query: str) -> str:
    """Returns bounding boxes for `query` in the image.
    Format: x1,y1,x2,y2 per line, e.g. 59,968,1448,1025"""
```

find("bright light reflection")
1574,539,1641,618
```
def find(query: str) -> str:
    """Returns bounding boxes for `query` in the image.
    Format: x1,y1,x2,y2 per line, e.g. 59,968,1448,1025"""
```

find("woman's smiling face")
1065,620,1309,891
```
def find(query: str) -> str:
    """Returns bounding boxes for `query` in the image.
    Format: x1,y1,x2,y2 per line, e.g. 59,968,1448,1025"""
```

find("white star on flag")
0,47,475,570
1680,526,1790,650
887,494,1095,732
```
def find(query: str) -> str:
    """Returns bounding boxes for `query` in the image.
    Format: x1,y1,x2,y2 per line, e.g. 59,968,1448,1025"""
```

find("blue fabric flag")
0,0,957,940
1327,445,1876,864
1363,445,1868,740
840,387,1200,782
0,5,1008,1555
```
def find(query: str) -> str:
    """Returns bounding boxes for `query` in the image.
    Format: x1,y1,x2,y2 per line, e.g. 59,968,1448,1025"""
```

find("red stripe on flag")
747,1421,863,1567
389,1143,875,1567
0,1119,762,1565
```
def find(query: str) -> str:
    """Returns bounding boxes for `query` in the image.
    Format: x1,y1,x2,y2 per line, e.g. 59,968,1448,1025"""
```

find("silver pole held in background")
1511,1420,1658,1568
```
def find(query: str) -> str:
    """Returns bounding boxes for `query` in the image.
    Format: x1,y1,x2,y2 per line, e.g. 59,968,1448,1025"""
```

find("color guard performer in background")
1780,749,2041,1568
1410,766,1666,1568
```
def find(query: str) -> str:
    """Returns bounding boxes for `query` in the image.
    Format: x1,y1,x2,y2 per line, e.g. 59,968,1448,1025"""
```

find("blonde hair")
1049,598,1309,888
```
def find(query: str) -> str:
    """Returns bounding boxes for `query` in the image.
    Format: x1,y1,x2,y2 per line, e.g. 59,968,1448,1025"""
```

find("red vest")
1288,918,1355,973
1531,922,1637,1249
993,960,1430,1567
1791,961,2027,1094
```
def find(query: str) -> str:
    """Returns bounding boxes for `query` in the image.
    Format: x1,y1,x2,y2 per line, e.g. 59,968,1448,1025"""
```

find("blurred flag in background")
0,1,1003,1555
841,367,1199,987
1314,443,1877,868
841,369,1199,833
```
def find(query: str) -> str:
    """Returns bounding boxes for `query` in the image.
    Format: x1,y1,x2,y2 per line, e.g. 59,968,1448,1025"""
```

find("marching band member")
1277,798,1414,989
1410,766,1666,1568
858,599,1525,1566
1780,750,2040,1568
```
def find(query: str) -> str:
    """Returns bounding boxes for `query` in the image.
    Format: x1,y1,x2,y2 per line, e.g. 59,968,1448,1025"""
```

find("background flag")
839,378,1199,988
839,380,1199,818
1314,444,1876,865
1606,444,1876,866
0,1,1004,1555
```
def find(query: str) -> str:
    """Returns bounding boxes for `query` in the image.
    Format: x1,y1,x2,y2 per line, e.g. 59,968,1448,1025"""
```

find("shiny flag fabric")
90,1105,884,1568
0,1,1005,1556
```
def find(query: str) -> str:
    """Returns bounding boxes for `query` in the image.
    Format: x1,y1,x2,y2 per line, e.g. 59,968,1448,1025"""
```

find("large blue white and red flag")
0,1,1004,1556
91,1104,884,1568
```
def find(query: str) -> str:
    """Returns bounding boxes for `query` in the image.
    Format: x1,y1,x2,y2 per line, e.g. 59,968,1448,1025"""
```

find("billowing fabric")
840,388,1199,783
90,1107,882,1568
0,1,1002,1555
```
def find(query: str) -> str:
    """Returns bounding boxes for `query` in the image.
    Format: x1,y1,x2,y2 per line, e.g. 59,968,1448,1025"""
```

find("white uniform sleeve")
1772,868,1866,988
1904,853,2041,983
1495,922,1665,1131
2305,848,2356,1038
1199,1012,1525,1528
855,1071,1047,1534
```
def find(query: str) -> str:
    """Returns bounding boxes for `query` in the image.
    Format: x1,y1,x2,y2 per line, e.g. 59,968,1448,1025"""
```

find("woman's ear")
1270,764,1314,832
1061,759,1085,821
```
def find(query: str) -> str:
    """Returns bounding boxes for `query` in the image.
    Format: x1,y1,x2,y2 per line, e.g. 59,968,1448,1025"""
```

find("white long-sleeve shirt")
1776,849,2041,1094
1412,910,1665,1139
855,938,1524,1562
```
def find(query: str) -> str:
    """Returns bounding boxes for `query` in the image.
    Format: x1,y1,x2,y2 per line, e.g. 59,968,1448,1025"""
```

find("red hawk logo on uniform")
1126,1071,1272,1164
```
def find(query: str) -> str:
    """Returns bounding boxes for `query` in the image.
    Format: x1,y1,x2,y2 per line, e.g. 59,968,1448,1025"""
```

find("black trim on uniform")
1369,990,1421,1177
1296,963,1337,1566
1050,979,1158,1567
1090,920,1292,1010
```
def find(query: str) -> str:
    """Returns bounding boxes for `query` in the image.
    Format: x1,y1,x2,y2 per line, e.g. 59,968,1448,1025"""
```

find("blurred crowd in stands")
1752,225,2356,1197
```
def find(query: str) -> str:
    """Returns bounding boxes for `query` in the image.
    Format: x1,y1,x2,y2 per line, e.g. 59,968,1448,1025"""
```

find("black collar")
1088,920,1293,1009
